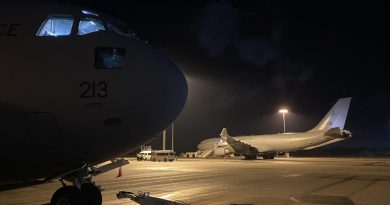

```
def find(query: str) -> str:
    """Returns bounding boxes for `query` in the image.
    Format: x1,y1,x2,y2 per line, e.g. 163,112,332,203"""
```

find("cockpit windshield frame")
36,11,138,39
77,17,106,36
36,14,75,37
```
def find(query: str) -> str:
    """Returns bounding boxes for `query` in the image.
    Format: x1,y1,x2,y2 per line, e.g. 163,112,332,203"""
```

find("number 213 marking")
80,81,108,98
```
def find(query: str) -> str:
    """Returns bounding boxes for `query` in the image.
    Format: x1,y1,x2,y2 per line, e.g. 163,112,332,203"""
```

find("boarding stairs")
199,143,220,158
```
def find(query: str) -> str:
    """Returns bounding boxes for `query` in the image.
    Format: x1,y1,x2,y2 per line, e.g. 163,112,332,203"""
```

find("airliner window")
78,18,105,35
37,16,74,36
95,47,125,69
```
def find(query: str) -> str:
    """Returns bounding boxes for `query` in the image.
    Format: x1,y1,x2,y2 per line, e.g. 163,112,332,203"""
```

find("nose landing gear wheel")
81,183,102,205
51,186,84,205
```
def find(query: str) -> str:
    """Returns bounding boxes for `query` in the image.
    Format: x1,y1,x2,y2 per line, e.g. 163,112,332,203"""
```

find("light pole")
279,108,289,158
162,129,166,150
171,122,174,151
278,109,288,133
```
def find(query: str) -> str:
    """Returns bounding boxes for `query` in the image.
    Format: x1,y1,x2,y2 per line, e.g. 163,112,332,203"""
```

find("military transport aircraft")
0,1,187,204
198,98,352,159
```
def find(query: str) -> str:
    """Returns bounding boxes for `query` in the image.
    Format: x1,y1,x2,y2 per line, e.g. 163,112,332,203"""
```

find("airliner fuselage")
234,131,330,152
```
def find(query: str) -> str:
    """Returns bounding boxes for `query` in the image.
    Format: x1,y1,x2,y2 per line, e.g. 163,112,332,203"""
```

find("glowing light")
279,108,288,133
82,10,99,16
279,109,288,113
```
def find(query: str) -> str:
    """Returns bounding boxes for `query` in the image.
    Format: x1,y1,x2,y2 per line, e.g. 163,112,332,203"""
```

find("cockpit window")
78,18,105,35
95,47,125,70
37,16,74,37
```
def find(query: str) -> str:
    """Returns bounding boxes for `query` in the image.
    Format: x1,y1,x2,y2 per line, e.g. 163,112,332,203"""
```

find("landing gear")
81,183,102,205
51,183,102,205
244,154,257,160
51,182,102,205
51,186,84,205
263,153,276,159
50,159,128,205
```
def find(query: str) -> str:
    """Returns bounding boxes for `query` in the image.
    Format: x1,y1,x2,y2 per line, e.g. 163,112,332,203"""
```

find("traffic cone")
116,166,122,178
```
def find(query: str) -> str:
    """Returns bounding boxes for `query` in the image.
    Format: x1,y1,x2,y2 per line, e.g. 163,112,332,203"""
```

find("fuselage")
198,131,330,153
233,131,328,152
0,2,187,185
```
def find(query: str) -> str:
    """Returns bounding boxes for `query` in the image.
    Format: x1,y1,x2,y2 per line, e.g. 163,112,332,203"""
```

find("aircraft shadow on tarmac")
116,191,189,205
42,194,189,205
292,195,355,205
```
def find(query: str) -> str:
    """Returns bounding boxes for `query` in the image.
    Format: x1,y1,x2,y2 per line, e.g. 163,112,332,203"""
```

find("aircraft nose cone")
121,45,188,136
157,53,188,122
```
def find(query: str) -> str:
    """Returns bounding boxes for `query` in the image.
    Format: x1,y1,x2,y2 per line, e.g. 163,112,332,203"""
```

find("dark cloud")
197,0,278,67
235,38,278,67
197,0,239,56
271,62,313,89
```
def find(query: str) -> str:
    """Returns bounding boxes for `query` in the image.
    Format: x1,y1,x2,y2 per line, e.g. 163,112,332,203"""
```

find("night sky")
61,0,389,152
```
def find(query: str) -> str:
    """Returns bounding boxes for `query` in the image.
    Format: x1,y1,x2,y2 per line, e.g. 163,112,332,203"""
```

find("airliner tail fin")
310,97,351,132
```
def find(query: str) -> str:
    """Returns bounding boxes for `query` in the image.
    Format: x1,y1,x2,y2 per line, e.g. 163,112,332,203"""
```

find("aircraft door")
25,112,63,148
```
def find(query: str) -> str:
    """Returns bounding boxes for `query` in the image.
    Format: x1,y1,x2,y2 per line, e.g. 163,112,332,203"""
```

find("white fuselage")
197,130,348,154
233,131,329,153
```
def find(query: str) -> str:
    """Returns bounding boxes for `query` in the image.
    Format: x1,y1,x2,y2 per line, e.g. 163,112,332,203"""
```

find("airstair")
198,143,219,158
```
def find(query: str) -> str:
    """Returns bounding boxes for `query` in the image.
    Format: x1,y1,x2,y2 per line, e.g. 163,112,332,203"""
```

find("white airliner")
198,97,352,159
0,2,187,205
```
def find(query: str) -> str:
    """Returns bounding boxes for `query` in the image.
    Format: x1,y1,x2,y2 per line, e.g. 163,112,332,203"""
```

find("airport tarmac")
0,157,390,205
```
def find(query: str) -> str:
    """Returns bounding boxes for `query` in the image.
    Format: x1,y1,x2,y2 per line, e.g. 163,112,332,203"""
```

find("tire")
81,183,102,205
263,153,275,160
164,158,167,162
51,186,84,205
244,155,257,160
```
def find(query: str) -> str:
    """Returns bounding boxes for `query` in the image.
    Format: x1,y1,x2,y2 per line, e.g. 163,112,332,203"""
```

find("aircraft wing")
303,138,345,150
